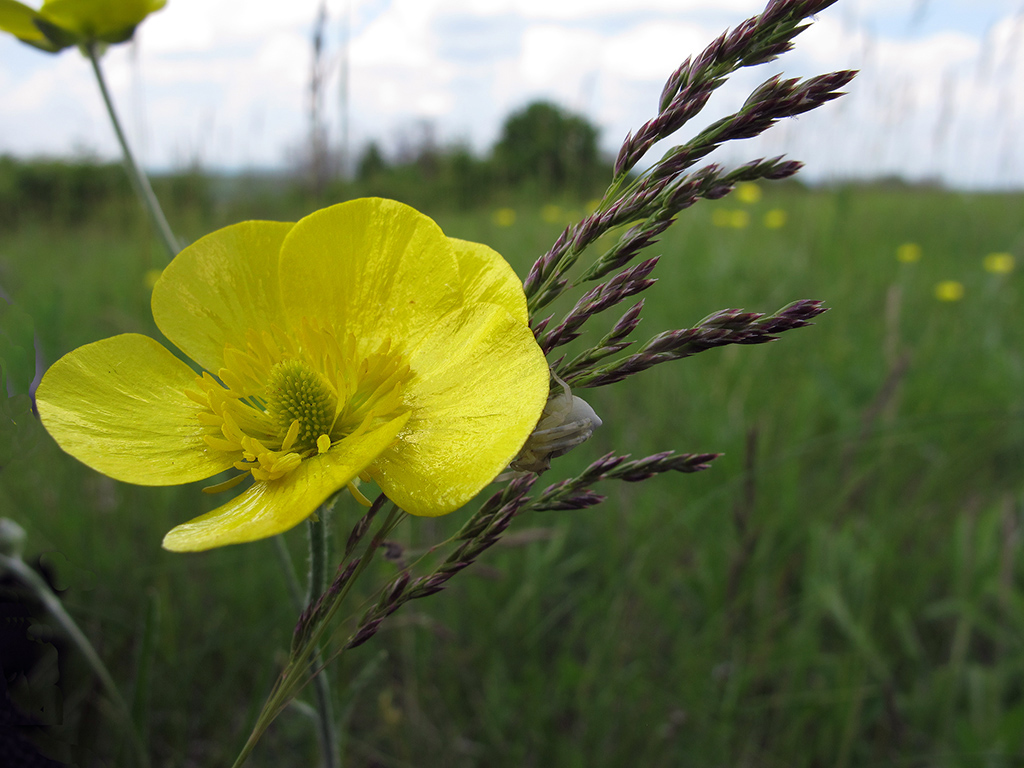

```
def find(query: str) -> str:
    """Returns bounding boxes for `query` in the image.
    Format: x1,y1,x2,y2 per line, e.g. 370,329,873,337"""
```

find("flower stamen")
189,322,413,485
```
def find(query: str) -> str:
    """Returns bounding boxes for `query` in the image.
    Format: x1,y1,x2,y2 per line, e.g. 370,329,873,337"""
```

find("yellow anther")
192,324,411,486
202,473,249,494
347,481,373,507
281,419,301,452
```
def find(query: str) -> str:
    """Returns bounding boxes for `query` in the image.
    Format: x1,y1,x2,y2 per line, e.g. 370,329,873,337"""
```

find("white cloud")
453,0,759,19
0,0,1020,186
519,25,603,91
602,21,711,81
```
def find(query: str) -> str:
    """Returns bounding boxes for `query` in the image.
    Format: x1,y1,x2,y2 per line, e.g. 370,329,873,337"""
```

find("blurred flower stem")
85,41,180,259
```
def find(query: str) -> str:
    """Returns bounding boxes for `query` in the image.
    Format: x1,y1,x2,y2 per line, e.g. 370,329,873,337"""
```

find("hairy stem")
306,513,339,768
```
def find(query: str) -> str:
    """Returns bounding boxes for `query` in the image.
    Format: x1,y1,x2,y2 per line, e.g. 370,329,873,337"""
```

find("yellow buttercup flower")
896,243,922,263
492,207,516,227
735,182,762,204
983,252,1014,274
763,208,787,229
541,204,562,224
711,209,750,228
934,280,964,302
143,267,162,290
0,0,165,52
36,199,549,552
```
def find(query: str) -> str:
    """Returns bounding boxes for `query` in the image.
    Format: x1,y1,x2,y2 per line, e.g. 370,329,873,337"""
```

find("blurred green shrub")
339,100,612,211
0,154,130,225
0,154,213,228
492,101,604,197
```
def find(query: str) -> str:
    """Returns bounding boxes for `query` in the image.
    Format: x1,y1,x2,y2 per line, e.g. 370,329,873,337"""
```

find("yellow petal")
162,412,410,551
449,238,530,326
0,0,46,42
36,334,235,485
371,303,548,516
39,0,165,43
151,220,293,374
278,198,462,354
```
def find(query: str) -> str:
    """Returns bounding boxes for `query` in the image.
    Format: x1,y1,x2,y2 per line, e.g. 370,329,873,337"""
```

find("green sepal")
97,22,137,44
32,16,79,50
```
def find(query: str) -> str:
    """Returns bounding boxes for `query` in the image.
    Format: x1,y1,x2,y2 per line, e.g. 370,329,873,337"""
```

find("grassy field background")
2,179,1024,767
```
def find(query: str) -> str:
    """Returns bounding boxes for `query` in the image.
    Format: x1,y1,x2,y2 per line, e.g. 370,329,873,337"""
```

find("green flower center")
266,360,337,453
187,321,412,485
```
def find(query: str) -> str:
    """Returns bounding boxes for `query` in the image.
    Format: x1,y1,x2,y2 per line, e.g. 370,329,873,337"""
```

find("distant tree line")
0,100,611,227
350,101,610,208
0,155,211,228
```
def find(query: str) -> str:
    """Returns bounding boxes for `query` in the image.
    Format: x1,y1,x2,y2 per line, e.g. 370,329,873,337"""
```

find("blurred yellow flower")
0,0,165,52
934,280,964,302
143,268,163,290
763,209,787,229
983,252,1014,274
493,207,516,227
36,199,549,551
541,204,562,224
711,209,750,229
896,243,922,263
735,182,762,204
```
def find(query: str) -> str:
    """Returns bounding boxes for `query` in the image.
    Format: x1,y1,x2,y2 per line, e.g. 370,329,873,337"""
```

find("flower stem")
306,513,339,768
85,42,180,260
272,523,339,768
231,502,405,768
0,553,150,768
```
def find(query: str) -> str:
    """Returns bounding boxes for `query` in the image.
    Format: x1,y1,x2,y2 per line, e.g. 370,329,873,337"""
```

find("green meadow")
3,179,1024,766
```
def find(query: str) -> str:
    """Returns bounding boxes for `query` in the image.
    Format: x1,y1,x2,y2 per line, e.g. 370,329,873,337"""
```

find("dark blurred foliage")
0,559,80,768
491,101,604,196
0,155,214,230
345,101,609,209
0,155,132,227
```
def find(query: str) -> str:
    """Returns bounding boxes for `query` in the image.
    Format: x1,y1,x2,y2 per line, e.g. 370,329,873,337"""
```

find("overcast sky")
0,0,1021,188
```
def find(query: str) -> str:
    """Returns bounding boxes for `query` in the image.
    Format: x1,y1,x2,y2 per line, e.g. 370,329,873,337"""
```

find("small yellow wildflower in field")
736,182,762,204
763,209,787,229
493,207,516,227
712,209,750,229
0,0,165,51
983,252,1014,274
934,280,964,302
36,199,549,551
541,204,563,224
896,243,922,263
